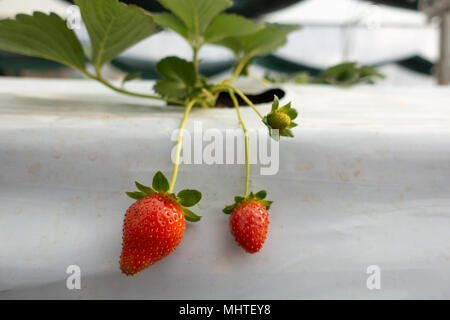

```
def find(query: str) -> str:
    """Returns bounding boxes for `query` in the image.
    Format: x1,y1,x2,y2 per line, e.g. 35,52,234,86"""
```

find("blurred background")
0,0,449,86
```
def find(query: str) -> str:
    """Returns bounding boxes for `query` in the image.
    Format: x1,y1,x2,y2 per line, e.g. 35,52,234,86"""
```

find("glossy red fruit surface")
120,193,185,275
230,201,270,253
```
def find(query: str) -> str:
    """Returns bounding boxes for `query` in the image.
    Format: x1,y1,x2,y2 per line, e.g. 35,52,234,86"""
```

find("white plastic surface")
0,78,449,299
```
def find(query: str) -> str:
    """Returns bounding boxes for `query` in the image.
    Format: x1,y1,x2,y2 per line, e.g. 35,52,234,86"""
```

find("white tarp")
0,78,449,299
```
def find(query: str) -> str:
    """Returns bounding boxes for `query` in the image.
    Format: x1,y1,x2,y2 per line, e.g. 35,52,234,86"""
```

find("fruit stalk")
228,89,250,197
169,99,197,192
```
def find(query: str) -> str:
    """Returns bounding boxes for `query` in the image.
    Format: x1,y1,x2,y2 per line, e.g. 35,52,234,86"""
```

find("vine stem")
169,99,197,193
228,89,249,197
214,84,264,120
193,46,200,72
83,71,184,105
228,56,250,83
230,86,264,119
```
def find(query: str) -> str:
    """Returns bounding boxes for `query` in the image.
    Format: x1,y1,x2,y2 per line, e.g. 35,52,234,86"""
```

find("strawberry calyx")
262,95,299,141
126,171,202,222
222,190,273,215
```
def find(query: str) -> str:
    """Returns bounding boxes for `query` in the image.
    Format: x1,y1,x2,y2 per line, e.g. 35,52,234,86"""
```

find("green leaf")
214,37,242,56
152,171,169,193
287,122,298,129
359,65,385,79
135,181,155,195
260,200,273,210
216,23,300,58
0,12,87,71
234,196,245,203
286,108,298,120
204,13,262,43
154,57,197,99
255,190,267,200
154,79,191,99
183,207,202,222
281,129,294,138
271,96,280,111
153,12,189,39
244,23,299,57
323,62,357,77
126,191,146,200
122,72,141,86
156,56,196,84
278,102,292,114
158,0,232,36
177,189,202,207
223,204,236,215
75,0,159,71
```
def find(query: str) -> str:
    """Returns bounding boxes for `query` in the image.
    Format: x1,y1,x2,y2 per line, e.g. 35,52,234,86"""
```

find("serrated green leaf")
154,57,197,99
75,0,158,71
153,12,189,39
214,37,242,56
204,13,262,43
135,181,155,195
216,23,300,58
152,171,169,193
156,56,196,85
177,189,202,207
126,191,146,200
255,190,267,200
154,79,192,99
0,12,87,71
183,207,202,222
235,196,245,203
158,0,232,36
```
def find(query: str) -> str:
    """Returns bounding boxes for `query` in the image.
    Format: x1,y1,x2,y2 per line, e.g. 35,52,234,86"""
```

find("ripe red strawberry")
120,171,202,276
120,193,185,275
223,191,272,253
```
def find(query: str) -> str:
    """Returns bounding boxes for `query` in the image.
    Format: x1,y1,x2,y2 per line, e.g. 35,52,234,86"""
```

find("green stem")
169,99,197,193
193,46,199,72
228,56,250,83
228,89,249,197
83,71,184,106
226,85,264,119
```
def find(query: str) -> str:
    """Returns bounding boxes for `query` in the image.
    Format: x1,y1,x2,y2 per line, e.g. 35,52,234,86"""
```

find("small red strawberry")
223,191,273,253
120,171,202,275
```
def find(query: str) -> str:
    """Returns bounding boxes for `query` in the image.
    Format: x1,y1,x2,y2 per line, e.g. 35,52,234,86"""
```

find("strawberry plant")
264,62,385,86
0,0,301,272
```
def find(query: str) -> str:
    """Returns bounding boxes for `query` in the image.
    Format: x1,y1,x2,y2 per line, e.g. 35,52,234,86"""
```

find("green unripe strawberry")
267,110,291,130
262,95,299,141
